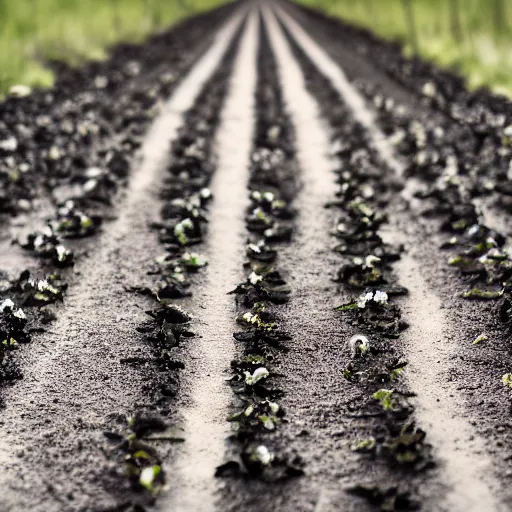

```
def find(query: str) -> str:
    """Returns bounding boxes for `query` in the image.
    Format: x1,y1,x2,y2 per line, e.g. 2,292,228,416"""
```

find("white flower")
249,272,263,285
12,308,26,320
374,291,388,304
0,137,18,152
244,367,269,386
365,255,381,268
357,292,373,309
422,81,436,98
9,84,31,97
349,334,370,358
0,299,15,312
253,445,273,465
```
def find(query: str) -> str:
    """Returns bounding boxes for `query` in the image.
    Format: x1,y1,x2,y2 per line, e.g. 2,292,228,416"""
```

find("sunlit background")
1,0,511,96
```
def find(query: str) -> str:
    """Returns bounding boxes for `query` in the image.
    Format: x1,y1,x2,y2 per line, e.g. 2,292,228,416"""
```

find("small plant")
502,373,512,388
373,389,396,410
473,334,488,345
351,437,376,452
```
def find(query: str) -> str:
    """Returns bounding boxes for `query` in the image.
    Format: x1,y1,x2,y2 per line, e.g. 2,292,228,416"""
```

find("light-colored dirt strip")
0,12,245,512
160,11,259,512
261,6,360,510
274,5,505,512
273,3,405,178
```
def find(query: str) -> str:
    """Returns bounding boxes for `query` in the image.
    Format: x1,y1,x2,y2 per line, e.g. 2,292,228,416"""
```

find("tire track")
273,4,504,511
160,10,259,512
0,11,246,511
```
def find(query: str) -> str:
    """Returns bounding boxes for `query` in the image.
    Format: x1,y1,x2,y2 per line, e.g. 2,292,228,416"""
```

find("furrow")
160,10,260,512
0,3,242,397
215,7,304,495
274,4,507,511
260,5,433,510
0,11,246,511
276,2,511,235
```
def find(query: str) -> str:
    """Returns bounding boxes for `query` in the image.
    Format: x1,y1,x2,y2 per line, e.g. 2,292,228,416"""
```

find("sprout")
348,334,370,358
250,207,271,225
351,437,376,452
80,215,93,230
365,255,381,268
461,288,503,300
242,312,256,324
502,374,512,388
56,245,73,264
0,299,25,320
239,312,275,331
181,252,207,268
473,334,488,345
174,218,194,245
248,243,261,253
373,389,395,411
244,367,269,386
12,308,26,320
390,366,405,381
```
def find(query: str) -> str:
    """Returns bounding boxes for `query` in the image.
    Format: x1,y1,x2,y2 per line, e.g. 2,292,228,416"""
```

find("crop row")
215,22,304,482
102,29,243,499
280,20,434,509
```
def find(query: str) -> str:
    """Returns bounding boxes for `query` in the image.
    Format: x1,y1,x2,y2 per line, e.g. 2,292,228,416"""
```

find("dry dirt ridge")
1,1,512,511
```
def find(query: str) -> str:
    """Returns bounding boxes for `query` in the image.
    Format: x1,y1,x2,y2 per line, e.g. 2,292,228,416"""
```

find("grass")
0,0,227,95
296,0,512,96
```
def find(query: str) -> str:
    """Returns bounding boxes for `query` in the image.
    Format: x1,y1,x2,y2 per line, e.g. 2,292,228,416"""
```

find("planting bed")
1,1,512,511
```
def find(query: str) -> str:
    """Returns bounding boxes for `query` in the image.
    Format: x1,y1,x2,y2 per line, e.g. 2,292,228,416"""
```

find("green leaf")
351,437,376,452
372,389,395,410
461,288,503,300
502,373,512,388
343,368,353,381
132,450,152,460
334,302,358,312
473,334,488,345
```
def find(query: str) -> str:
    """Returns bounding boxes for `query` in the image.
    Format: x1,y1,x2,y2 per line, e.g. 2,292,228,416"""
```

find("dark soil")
2,1,512,511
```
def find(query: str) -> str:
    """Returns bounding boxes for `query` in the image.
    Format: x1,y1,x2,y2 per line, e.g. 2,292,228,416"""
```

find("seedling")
373,389,396,410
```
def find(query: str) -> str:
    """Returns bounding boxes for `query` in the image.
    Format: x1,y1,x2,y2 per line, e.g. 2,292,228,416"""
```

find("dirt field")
1,1,512,511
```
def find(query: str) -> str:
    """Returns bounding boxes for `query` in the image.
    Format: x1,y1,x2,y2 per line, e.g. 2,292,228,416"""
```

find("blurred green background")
1,0,512,97
0,0,225,95
297,0,512,96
